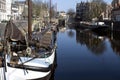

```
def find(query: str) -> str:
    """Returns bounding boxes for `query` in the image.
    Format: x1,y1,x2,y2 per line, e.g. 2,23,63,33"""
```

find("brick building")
75,1,89,21
111,0,120,21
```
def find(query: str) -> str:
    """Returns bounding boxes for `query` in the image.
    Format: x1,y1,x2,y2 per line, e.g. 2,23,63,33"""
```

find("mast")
28,0,32,41
50,0,51,23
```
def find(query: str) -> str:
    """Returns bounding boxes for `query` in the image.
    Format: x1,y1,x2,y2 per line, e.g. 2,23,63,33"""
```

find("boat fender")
13,52,17,56
26,47,32,55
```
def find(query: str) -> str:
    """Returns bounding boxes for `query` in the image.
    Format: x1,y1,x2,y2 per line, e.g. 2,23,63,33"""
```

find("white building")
0,0,6,22
17,1,25,20
11,1,19,20
0,0,12,22
6,0,12,21
11,0,26,20
59,11,67,19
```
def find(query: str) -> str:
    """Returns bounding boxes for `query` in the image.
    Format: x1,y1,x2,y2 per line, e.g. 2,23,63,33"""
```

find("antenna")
50,0,52,23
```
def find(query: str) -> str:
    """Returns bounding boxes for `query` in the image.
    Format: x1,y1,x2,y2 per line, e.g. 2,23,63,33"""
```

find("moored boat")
90,21,110,32
0,20,57,80
0,0,57,79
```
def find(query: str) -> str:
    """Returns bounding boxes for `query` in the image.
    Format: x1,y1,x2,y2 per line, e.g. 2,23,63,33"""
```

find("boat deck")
40,30,52,48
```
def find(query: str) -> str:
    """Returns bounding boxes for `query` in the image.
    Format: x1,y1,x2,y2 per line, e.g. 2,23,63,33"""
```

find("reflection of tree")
76,29,106,55
88,40,106,55
67,30,74,38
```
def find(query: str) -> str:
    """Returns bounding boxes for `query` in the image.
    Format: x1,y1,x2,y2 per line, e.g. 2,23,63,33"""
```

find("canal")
54,27,120,80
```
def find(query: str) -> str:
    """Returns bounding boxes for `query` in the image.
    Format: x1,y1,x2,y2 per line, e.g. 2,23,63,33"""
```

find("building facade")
0,0,26,22
111,0,120,21
11,1,25,20
102,5,112,20
0,0,12,22
111,0,120,31
11,0,28,20
75,2,89,21
11,1,19,20
0,0,6,22
6,0,12,21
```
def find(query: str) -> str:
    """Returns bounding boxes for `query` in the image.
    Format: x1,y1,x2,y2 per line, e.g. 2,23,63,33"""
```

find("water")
54,27,120,80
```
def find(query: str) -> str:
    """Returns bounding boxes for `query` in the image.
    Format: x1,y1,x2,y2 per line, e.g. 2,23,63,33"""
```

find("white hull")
0,48,56,80
1,67,50,80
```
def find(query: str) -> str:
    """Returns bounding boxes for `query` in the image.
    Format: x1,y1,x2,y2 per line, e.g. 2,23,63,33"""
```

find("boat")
0,0,57,80
90,21,110,32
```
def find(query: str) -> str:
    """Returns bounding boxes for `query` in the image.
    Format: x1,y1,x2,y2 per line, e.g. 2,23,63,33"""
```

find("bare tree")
89,0,107,20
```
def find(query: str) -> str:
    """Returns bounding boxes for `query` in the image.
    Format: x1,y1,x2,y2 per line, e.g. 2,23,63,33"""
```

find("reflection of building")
111,40,120,56
109,31,120,55
76,29,105,55
109,31,120,56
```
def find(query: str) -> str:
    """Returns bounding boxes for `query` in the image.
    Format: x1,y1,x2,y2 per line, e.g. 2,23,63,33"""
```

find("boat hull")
6,67,51,80
0,47,56,80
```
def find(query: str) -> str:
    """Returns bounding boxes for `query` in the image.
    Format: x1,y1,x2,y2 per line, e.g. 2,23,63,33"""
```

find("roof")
0,23,6,40
4,20,28,41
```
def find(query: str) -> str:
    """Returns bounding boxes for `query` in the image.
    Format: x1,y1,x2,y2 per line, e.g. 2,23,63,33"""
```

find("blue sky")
52,0,112,12
19,0,112,12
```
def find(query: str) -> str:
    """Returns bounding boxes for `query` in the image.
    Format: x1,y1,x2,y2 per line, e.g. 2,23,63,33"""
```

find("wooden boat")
0,0,57,80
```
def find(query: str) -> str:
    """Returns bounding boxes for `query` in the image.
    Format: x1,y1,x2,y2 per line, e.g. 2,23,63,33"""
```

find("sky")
19,0,112,12
52,0,112,12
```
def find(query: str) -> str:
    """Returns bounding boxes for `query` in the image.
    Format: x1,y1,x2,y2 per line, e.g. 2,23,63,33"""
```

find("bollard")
111,22,113,31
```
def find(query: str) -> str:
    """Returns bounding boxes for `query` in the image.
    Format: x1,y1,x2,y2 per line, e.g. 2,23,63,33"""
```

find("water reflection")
58,25,120,57
55,26,120,80
108,31,120,56
76,29,106,55
74,27,120,56
67,29,75,38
